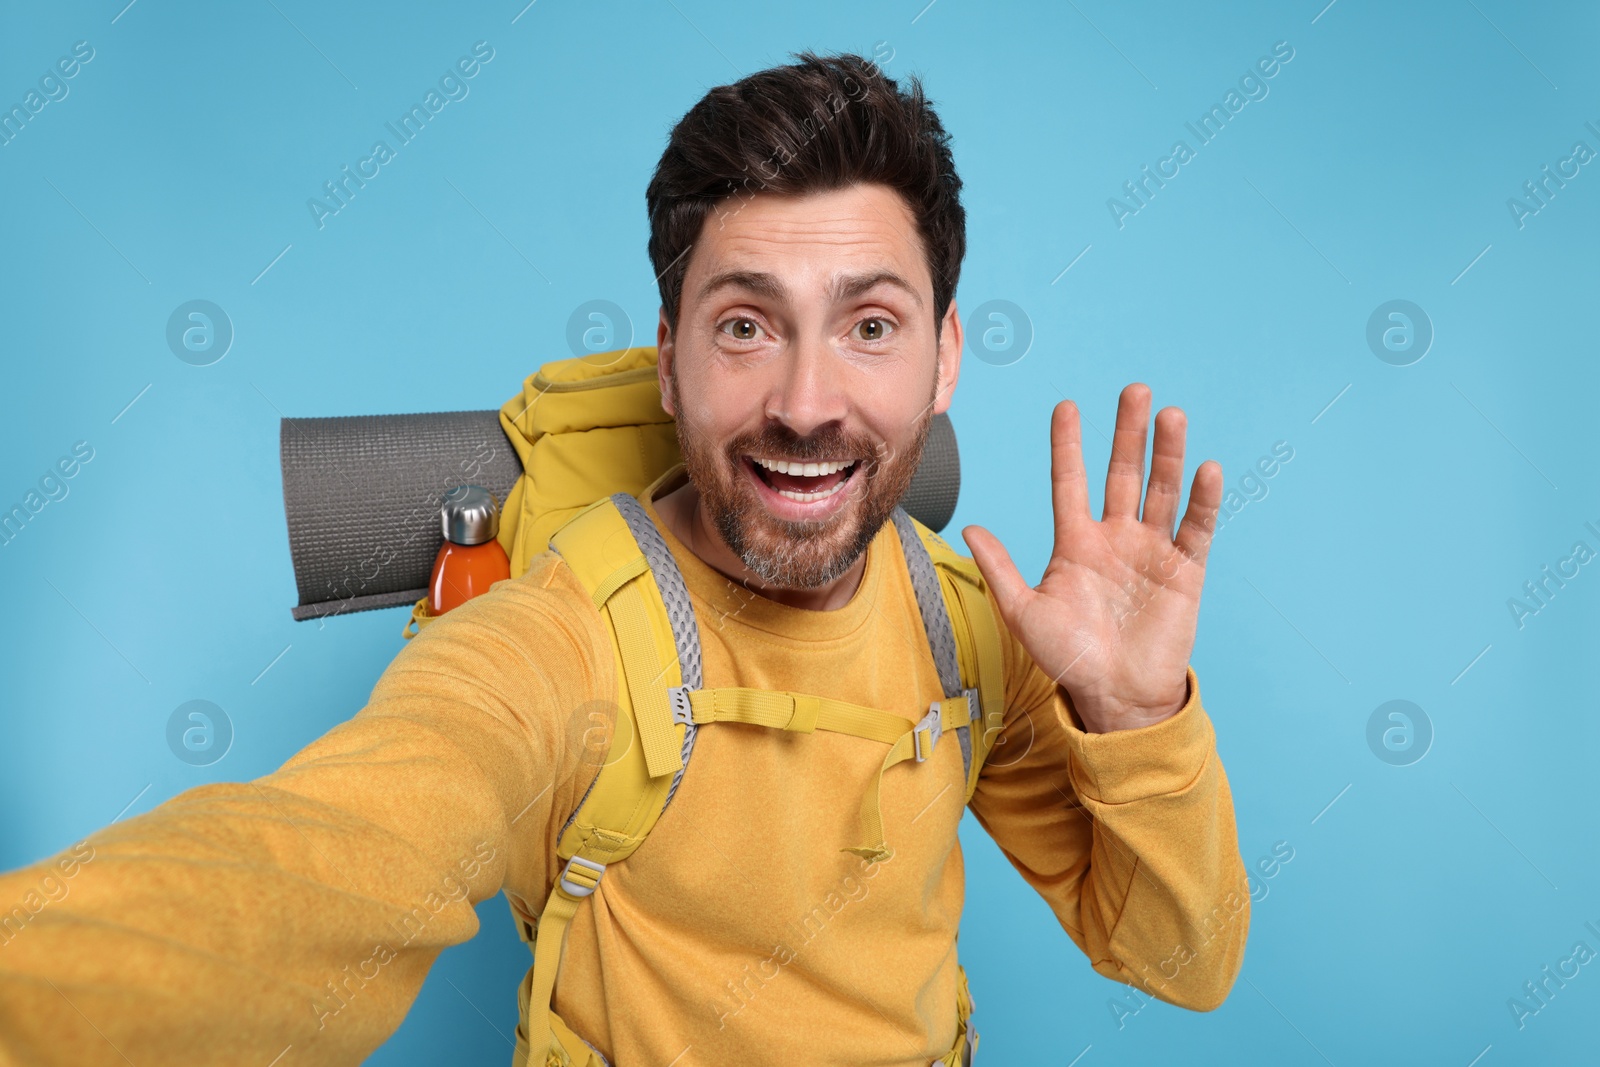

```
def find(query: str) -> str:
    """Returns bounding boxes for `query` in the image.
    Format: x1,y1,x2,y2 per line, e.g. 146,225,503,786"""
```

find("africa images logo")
306,41,495,230
1106,40,1295,229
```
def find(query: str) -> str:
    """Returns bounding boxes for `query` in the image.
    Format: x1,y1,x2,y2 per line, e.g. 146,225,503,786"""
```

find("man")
0,51,1246,1066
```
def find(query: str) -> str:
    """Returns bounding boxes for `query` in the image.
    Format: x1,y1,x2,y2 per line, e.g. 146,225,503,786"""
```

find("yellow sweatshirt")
0,472,1248,1066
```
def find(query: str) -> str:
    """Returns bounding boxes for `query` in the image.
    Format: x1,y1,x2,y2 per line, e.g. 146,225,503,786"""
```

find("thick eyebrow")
695,268,925,311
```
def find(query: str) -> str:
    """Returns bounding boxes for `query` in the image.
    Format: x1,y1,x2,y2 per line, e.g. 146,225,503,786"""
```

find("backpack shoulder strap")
551,490,703,804
890,508,1006,802
515,491,703,1067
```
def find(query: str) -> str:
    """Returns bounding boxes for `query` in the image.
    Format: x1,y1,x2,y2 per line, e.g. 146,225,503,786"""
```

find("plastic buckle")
914,703,943,762
667,686,692,726
558,855,606,898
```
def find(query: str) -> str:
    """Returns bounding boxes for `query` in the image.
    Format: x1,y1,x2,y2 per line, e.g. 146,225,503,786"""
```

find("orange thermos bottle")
427,485,511,615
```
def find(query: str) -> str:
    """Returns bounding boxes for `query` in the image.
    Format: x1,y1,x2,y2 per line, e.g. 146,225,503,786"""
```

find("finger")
1049,399,1091,536
1102,383,1151,522
960,525,1035,631
1141,405,1188,535
1174,459,1223,568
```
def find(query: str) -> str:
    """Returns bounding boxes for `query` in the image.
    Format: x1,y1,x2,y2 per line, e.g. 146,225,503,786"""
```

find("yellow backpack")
411,347,1004,1067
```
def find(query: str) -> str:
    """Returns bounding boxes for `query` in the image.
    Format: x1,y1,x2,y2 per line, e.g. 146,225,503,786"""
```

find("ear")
656,306,676,417
933,297,962,416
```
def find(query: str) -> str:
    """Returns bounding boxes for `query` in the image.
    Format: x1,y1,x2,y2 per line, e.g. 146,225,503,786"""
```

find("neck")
652,476,868,611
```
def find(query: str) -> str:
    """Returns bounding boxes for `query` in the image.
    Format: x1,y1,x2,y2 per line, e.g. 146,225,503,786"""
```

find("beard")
670,375,935,590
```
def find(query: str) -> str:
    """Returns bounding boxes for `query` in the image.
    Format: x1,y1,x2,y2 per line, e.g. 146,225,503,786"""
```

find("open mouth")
744,454,860,504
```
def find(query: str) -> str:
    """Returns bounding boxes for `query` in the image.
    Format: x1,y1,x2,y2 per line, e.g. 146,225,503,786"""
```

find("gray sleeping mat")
281,410,960,622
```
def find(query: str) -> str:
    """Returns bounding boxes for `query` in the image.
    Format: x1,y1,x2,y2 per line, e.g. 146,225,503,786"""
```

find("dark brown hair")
646,49,966,339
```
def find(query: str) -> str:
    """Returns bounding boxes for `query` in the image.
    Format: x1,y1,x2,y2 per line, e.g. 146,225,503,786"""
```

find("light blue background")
3,1,1597,1063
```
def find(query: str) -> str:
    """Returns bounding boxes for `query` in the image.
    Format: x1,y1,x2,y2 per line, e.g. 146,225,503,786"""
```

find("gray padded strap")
609,492,702,805
891,507,973,782
892,508,963,695
610,493,703,688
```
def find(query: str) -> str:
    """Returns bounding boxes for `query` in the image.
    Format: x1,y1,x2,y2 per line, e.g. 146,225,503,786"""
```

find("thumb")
960,525,1034,631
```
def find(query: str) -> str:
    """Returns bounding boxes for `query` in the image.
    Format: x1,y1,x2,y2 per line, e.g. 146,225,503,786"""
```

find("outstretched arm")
963,385,1248,1011
0,555,612,1067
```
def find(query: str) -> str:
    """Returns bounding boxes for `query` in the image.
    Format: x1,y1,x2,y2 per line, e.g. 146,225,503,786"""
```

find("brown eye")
722,317,761,341
856,317,894,342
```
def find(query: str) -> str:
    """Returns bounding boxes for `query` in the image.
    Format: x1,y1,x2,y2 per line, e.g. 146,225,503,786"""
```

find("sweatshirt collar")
637,463,888,643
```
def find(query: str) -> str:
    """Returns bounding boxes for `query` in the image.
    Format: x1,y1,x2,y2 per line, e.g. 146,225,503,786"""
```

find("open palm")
961,384,1222,733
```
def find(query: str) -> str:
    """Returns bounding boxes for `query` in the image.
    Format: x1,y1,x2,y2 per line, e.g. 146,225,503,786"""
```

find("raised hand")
961,384,1221,733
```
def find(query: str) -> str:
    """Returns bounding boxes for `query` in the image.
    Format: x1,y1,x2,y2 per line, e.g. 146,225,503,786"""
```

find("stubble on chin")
670,381,933,590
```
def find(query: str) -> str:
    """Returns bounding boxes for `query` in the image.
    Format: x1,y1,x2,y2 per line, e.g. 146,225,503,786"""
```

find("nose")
763,336,848,439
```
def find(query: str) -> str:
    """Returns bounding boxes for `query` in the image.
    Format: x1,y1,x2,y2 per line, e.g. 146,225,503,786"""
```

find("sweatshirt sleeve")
965,587,1250,1012
0,553,614,1067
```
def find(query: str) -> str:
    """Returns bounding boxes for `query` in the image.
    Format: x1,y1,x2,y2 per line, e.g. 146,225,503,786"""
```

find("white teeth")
775,479,848,503
752,456,855,476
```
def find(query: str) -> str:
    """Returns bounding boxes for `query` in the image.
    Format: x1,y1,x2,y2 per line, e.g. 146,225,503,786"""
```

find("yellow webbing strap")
847,693,974,862
684,687,908,744
400,595,432,641
608,580,684,780
586,553,648,608
934,965,980,1066
686,686,974,862
522,879,590,1067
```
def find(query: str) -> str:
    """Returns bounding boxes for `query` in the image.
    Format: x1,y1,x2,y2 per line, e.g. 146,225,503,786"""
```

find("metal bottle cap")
440,485,500,546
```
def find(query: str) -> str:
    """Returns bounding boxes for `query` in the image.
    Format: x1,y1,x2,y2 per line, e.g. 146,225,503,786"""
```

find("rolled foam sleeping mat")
281,410,959,621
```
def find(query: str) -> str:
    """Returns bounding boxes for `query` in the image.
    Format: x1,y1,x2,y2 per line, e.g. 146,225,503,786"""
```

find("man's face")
657,182,962,589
